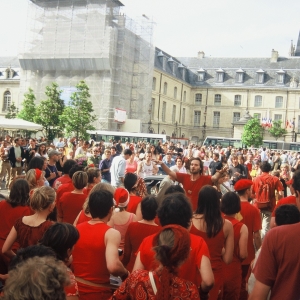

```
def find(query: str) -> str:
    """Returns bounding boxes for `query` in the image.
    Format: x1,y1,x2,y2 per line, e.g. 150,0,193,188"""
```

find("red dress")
122,222,161,272
222,216,244,300
76,210,92,225
127,195,142,214
138,233,210,287
0,201,32,274
110,269,200,299
14,217,53,248
190,223,225,300
73,222,113,300
58,192,87,224
176,173,212,211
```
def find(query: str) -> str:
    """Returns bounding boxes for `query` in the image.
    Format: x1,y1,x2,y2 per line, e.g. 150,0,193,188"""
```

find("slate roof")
0,57,20,68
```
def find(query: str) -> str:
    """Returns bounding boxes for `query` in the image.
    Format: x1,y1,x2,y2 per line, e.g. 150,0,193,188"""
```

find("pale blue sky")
1,0,300,58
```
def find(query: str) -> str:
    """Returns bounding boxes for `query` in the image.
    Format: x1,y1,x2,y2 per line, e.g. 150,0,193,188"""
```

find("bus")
87,130,167,145
202,136,300,151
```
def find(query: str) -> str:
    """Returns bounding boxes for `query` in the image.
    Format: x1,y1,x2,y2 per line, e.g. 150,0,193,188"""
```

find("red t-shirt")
73,222,112,299
253,222,300,299
0,201,31,249
56,182,74,209
58,192,87,224
77,210,92,225
240,201,262,265
138,233,210,286
252,173,284,211
122,222,161,272
271,195,297,217
53,175,72,189
176,173,212,211
127,195,142,214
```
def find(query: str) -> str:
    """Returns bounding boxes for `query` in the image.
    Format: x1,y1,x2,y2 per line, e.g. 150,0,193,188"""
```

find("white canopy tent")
0,118,43,131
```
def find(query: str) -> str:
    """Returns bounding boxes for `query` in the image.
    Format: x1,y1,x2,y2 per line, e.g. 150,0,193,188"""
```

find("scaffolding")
19,0,154,132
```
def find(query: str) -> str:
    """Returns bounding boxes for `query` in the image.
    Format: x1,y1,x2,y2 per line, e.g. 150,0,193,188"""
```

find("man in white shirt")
110,149,132,188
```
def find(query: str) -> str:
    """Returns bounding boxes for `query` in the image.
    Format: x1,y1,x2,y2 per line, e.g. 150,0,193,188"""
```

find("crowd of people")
0,135,299,299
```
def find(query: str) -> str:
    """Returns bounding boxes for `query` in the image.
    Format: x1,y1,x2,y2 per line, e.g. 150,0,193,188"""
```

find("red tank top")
77,210,92,225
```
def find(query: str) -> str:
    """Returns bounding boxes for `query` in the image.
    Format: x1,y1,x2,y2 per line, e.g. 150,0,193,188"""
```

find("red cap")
234,179,253,191
114,188,130,207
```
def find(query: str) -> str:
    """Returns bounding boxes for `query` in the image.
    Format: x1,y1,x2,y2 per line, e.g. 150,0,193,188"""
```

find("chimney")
270,49,279,62
198,51,205,59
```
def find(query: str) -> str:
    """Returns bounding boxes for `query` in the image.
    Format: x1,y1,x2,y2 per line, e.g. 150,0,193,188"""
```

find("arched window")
3,91,11,111
163,82,168,95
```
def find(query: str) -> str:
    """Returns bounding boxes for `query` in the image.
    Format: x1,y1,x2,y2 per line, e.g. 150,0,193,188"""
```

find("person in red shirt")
221,192,248,300
156,157,226,211
0,179,31,277
58,171,88,224
133,192,214,299
124,172,142,215
234,179,262,300
252,162,283,239
249,170,300,300
52,159,77,190
122,195,160,272
72,190,129,300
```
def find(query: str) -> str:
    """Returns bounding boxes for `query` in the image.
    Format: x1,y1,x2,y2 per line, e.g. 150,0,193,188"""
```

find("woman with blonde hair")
2,186,55,259
25,168,45,191
73,182,115,226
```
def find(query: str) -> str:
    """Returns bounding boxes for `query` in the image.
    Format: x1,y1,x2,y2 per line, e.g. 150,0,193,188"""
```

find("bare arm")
248,280,271,300
105,228,128,278
2,226,18,259
135,203,143,221
199,255,214,292
222,219,234,264
132,252,145,272
254,231,262,251
156,162,177,181
73,211,81,227
136,161,143,175
239,224,248,261
270,216,276,229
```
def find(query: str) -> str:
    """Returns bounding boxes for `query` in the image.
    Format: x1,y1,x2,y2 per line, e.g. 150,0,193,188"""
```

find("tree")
242,118,264,147
268,120,287,140
34,83,65,140
60,80,96,140
17,88,36,122
5,102,18,119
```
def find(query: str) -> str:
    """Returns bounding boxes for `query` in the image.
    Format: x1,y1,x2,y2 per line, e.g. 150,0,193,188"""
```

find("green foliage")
60,80,96,140
268,120,287,140
17,88,36,122
242,118,264,147
34,82,64,140
5,102,18,119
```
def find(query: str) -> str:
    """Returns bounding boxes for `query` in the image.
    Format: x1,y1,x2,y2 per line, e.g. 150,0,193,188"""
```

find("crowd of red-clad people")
0,136,300,299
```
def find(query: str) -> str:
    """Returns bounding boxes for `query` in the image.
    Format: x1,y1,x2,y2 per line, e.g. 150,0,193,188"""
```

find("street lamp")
292,117,296,142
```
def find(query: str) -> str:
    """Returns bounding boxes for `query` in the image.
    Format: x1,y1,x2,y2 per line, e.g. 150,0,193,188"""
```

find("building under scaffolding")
18,0,154,132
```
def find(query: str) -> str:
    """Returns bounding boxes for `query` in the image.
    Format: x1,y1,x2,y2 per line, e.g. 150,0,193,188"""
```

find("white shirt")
110,155,126,187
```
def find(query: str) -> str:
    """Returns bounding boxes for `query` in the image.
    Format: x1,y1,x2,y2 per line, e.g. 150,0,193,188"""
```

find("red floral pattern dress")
110,269,199,299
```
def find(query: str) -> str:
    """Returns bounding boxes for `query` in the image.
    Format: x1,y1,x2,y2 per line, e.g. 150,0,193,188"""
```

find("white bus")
87,130,167,145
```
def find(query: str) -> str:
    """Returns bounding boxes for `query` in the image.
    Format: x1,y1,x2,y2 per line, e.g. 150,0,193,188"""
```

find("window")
213,112,220,128
274,114,282,121
194,111,201,126
174,87,177,99
172,105,176,123
163,82,167,95
233,112,240,122
3,91,11,111
182,108,186,124
152,77,156,91
216,69,224,83
162,102,166,122
275,96,283,108
234,95,241,106
277,74,284,84
162,57,167,71
214,94,221,105
256,70,265,84
254,95,262,107
236,69,244,83
253,113,261,120
151,98,155,120
183,91,186,102
195,93,202,104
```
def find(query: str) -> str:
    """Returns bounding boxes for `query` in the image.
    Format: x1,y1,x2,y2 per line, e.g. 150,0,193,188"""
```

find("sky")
1,0,300,58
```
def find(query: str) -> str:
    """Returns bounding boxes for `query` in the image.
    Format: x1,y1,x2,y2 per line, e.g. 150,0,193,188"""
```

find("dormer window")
157,51,166,71
256,69,265,84
168,57,176,74
178,63,186,80
276,69,286,84
216,68,224,83
197,68,206,82
236,68,244,83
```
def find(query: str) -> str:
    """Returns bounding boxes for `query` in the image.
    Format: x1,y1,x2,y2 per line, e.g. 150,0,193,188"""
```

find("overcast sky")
1,0,300,58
